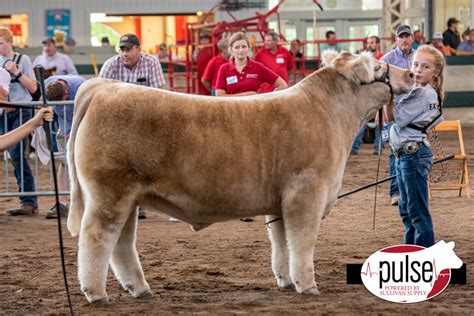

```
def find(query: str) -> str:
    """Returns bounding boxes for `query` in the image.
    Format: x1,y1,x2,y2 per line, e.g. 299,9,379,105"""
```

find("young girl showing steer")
387,45,445,247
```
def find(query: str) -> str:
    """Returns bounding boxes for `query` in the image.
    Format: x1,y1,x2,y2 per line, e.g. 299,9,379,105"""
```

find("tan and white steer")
67,51,413,303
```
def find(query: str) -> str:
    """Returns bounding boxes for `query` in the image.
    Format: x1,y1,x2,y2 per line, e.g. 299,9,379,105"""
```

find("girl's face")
411,52,439,86
231,39,249,60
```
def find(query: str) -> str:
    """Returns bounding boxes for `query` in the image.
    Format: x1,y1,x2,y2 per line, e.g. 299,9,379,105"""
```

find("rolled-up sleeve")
394,88,424,128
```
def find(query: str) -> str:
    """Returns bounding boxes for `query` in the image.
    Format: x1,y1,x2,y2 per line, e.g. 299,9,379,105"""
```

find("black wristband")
15,72,23,80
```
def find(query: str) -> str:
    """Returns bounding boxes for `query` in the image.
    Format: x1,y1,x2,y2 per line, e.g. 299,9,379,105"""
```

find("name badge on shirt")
226,76,238,84
276,57,285,64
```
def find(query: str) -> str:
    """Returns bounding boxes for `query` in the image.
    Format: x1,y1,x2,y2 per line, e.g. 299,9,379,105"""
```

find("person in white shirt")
33,37,78,78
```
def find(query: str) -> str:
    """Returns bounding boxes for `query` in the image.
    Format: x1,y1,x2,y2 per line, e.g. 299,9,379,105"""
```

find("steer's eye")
374,65,381,72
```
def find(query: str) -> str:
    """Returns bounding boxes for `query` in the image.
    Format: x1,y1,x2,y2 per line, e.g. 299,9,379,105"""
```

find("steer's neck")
298,68,391,145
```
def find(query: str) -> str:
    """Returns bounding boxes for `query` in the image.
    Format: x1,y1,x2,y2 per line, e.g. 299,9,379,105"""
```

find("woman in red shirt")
215,32,287,97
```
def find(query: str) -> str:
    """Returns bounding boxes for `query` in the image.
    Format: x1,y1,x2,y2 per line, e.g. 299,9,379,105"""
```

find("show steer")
67,51,414,303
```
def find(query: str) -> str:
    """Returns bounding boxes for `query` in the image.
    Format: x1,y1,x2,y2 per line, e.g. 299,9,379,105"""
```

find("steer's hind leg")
78,198,134,304
110,207,152,299
281,172,326,295
265,215,292,288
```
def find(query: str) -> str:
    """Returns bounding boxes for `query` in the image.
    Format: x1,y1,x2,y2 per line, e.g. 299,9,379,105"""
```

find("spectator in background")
215,31,287,96
443,17,461,55
381,24,416,207
99,33,165,219
158,42,169,61
201,39,231,96
430,32,451,56
320,30,344,52
33,37,78,78
456,28,474,56
196,34,213,96
290,39,303,58
100,33,165,89
255,31,293,93
366,35,384,60
0,27,39,216
43,74,86,219
101,36,110,47
412,30,424,50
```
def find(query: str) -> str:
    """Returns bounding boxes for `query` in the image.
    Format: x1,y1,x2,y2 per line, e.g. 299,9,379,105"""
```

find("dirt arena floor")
1,126,473,315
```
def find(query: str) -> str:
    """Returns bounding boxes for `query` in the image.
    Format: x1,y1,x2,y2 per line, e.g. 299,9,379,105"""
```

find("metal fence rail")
1,101,74,198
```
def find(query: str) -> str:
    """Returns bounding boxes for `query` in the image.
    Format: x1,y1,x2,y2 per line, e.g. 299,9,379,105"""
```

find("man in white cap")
431,32,451,56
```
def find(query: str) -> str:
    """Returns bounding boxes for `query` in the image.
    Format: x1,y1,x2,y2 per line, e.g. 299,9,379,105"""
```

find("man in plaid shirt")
99,33,165,219
99,33,165,88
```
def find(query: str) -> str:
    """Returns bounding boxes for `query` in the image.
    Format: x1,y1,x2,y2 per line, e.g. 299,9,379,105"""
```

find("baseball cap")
42,37,55,45
447,17,460,26
432,32,443,40
396,25,413,37
119,33,140,48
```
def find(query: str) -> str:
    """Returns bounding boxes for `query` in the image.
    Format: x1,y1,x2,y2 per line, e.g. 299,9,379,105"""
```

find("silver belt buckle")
403,141,419,154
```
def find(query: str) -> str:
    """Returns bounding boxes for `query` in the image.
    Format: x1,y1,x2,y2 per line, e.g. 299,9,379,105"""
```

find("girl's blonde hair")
228,32,250,49
415,45,445,101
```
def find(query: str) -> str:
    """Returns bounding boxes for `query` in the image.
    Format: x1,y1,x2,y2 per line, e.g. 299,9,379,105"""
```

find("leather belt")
394,140,429,159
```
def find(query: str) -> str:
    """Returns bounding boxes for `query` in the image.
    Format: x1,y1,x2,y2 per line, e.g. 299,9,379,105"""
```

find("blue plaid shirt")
381,47,415,105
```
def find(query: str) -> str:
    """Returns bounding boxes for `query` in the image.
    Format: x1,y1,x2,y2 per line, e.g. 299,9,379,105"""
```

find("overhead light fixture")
197,11,204,16
90,13,123,23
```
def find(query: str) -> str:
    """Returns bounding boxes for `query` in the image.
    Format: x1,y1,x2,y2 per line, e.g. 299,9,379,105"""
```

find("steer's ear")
333,52,375,84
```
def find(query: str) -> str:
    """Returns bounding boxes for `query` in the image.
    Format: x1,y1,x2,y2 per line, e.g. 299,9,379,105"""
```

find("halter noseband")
373,62,394,100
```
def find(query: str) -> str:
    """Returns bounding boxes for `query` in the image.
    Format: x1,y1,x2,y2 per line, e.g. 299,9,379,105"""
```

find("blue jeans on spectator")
351,126,365,152
374,127,385,150
0,109,38,208
396,144,434,247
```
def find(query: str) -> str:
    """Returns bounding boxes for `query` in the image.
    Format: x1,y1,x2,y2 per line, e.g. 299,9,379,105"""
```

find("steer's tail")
67,78,102,236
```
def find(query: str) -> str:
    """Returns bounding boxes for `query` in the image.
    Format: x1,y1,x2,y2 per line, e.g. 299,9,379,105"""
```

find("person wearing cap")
381,24,416,207
99,33,166,89
33,37,78,78
430,32,451,56
0,27,40,216
99,33,165,220
442,18,461,55
456,28,474,56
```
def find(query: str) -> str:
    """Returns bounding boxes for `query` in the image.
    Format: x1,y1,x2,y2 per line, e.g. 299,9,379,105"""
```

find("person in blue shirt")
43,74,86,219
381,25,415,206
387,45,445,247
456,28,474,56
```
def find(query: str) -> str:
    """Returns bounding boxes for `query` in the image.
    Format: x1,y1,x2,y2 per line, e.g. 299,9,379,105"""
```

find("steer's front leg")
281,172,325,295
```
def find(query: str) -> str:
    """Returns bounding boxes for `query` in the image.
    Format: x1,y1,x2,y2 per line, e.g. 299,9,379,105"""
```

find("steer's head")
322,50,413,95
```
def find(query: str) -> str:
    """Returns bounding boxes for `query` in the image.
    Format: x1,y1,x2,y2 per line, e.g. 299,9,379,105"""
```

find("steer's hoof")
302,287,320,295
277,277,293,289
83,288,109,304
136,290,153,299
